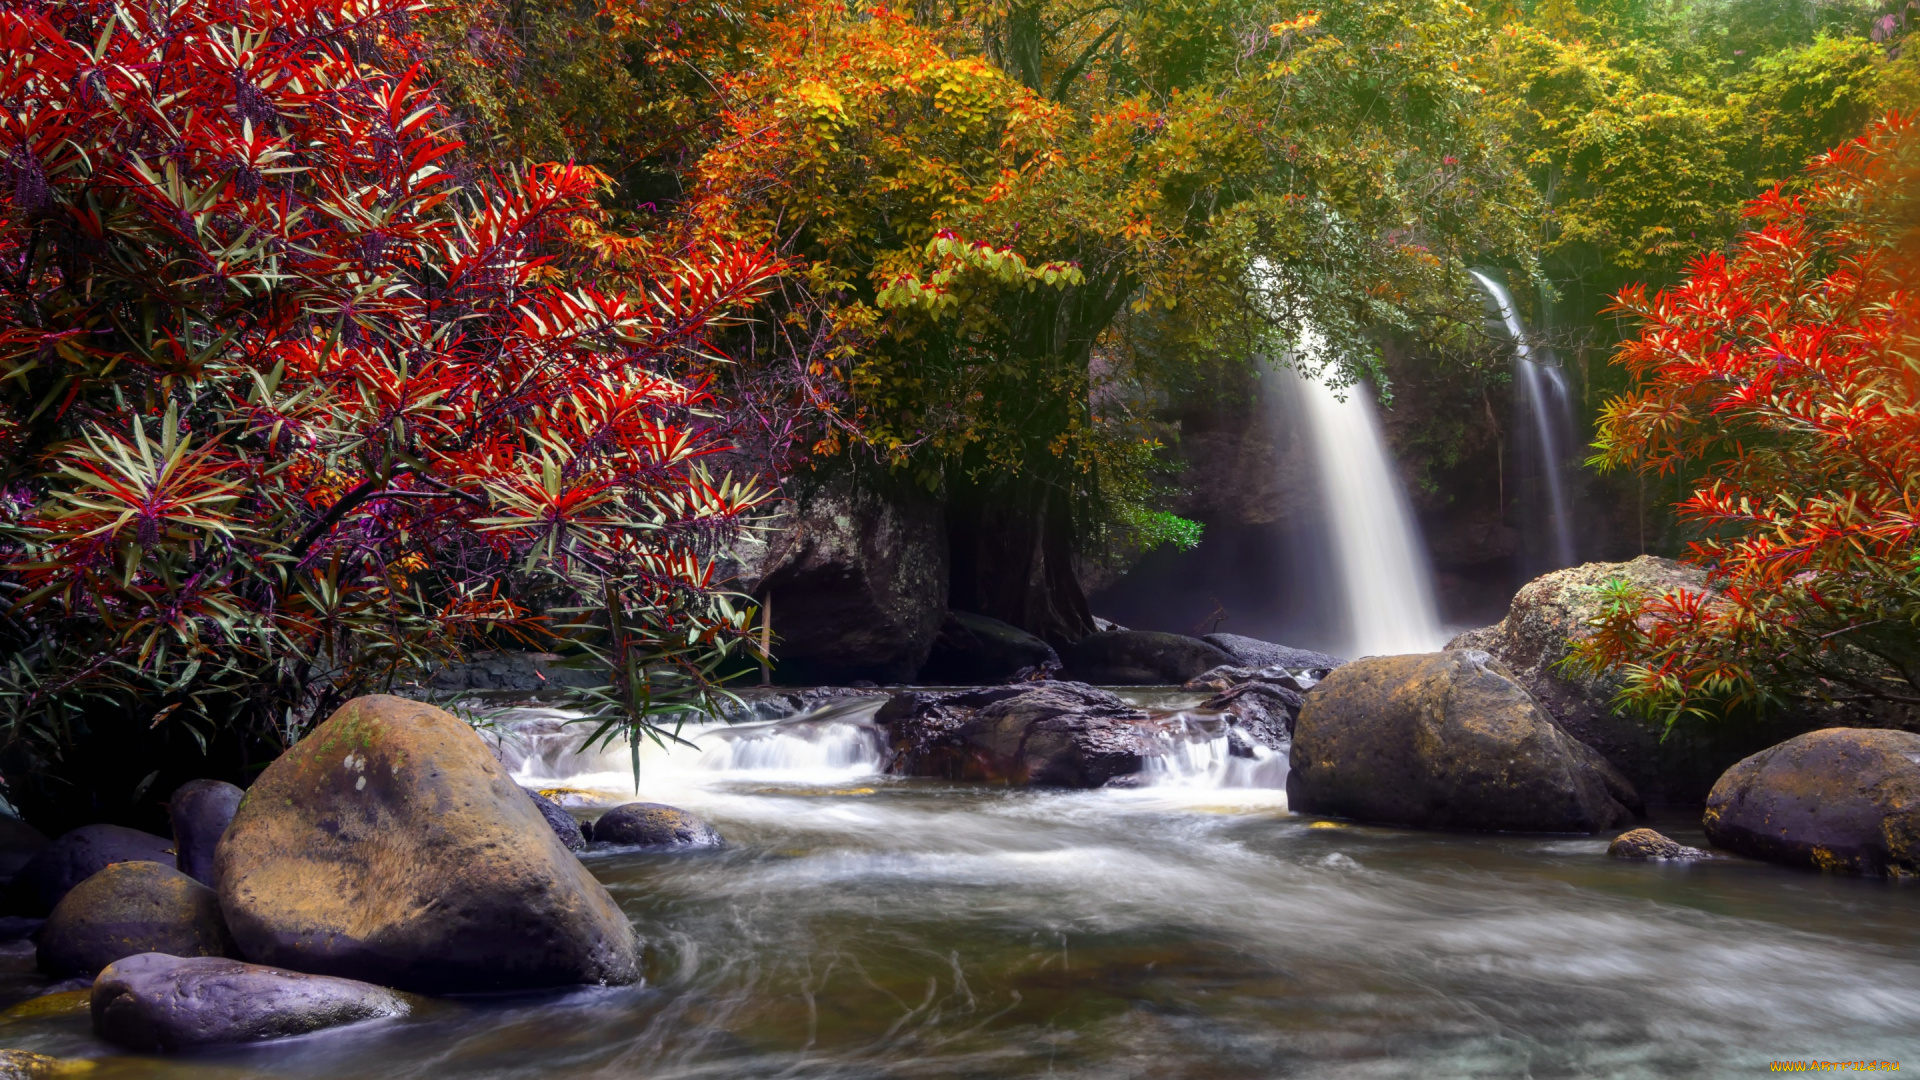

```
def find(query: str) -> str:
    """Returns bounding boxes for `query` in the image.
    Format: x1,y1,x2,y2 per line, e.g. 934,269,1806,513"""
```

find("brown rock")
37,861,236,977
1287,650,1638,833
215,695,637,993
1607,828,1710,860
1703,728,1920,876
0,1049,63,1080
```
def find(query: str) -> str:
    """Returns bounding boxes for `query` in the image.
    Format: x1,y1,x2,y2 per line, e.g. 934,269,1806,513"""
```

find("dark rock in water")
167,780,243,888
91,952,409,1051
1288,651,1638,834
0,816,49,881
1703,728,1920,876
1059,631,1235,685
1608,828,1711,861
591,804,724,850
216,695,637,993
6,825,175,917
1202,634,1345,674
727,478,948,684
877,682,1157,787
919,611,1061,684
0,1049,63,1079
0,917,43,941
1202,680,1303,745
37,861,237,977
523,789,587,851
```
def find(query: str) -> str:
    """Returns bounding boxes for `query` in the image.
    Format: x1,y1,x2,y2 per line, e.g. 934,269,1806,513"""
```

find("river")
1,696,1916,1078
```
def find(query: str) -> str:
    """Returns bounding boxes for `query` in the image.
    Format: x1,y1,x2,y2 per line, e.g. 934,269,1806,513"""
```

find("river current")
1,695,1916,1078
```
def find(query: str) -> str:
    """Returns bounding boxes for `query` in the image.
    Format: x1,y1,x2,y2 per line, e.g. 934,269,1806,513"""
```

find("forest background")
0,0,1912,826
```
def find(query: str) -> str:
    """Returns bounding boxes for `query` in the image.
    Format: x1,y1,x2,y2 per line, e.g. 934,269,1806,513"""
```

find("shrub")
0,0,780,790
1574,112,1920,723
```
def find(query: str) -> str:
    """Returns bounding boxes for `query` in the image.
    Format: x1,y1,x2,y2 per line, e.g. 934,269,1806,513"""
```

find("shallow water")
2,702,1916,1078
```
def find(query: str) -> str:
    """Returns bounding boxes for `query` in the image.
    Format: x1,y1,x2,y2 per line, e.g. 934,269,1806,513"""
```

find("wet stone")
1607,828,1711,861
590,804,724,850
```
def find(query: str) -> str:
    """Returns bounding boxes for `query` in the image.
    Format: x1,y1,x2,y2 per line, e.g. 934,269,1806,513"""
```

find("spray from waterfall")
1470,270,1576,569
1275,331,1445,658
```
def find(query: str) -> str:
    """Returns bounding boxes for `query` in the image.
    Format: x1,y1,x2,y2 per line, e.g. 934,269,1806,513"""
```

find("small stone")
5,825,176,917
37,861,237,978
591,803,724,850
167,780,244,888
1608,828,1711,861
92,952,409,1051
523,789,586,851
0,1049,63,1079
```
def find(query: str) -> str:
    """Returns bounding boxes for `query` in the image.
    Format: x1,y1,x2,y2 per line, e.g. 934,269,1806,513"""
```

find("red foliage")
0,0,782,744
1580,111,1920,717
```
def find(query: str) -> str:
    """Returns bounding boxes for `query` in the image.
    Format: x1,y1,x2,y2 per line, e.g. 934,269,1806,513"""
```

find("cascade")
1276,331,1446,658
1470,269,1576,569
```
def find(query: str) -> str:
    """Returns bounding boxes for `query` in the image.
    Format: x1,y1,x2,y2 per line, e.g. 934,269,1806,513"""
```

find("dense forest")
0,0,1913,824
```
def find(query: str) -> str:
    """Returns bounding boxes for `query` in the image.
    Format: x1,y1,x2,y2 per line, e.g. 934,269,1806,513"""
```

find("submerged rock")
91,952,409,1051
1287,650,1638,833
1200,679,1303,746
524,789,587,852
0,1049,64,1079
1201,634,1345,674
5,825,175,917
1059,631,1235,685
216,695,637,993
167,779,243,888
918,611,1061,684
877,682,1158,787
38,861,236,977
1703,728,1920,876
1607,828,1711,861
591,803,724,850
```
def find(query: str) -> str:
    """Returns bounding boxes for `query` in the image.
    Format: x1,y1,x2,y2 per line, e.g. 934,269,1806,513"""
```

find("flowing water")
2,700,1918,1079
1471,270,1577,570
1277,353,1447,657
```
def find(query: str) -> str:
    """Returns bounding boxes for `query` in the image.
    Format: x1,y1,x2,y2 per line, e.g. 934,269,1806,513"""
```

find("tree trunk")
945,466,1094,647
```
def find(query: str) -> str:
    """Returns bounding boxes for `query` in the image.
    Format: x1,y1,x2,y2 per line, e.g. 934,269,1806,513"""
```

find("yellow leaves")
1268,10,1322,35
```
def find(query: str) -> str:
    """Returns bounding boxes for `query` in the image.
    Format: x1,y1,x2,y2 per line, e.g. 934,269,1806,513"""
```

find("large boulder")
6,825,175,917
1703,728,1920,876
732,477,948,684
38,861,236,978
215,695,637,993
590,804,724,850
877,683,1159,787
1447,556,1830,803
168,780,243,888
1202,634,1345,674
1059,631,1235,685
1287,651,1638,833
918,611,1060,684
92,952,409,1051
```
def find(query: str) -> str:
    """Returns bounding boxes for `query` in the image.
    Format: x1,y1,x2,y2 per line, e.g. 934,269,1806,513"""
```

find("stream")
1,695,1916,1078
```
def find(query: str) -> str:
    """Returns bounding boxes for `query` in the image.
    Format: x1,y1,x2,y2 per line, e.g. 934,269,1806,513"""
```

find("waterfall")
1470,270,1576,569
1278,333,1445,658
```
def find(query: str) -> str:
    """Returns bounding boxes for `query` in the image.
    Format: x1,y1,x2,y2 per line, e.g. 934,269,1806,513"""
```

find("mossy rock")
1287,650,1639,833
216,695,637,993
38,861,236,977
1703,728,1920,876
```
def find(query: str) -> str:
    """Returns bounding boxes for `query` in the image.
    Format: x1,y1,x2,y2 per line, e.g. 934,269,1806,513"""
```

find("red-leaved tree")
1575,111,1920,723
0,0,782,782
